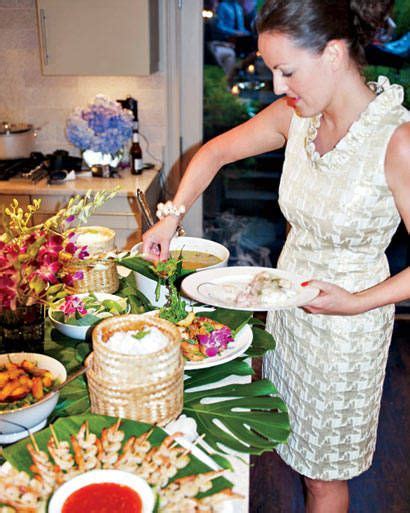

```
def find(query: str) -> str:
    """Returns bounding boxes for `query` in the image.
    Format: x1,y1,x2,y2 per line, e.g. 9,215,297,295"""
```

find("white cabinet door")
37,0,159,76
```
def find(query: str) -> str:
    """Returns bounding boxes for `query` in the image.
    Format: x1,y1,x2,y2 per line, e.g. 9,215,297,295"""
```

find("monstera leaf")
183,380,289,455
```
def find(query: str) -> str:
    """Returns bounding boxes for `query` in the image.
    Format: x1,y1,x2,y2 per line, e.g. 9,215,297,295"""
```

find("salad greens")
51,293,128,326
155,255,191,324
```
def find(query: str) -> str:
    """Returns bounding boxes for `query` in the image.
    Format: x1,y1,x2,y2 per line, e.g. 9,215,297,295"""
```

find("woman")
143,1,410,511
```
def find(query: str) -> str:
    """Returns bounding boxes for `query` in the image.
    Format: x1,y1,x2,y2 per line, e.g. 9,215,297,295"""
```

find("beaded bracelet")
156,201,186,220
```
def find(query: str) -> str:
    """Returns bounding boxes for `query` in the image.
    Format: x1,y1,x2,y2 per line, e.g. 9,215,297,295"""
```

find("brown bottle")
130,129,143,175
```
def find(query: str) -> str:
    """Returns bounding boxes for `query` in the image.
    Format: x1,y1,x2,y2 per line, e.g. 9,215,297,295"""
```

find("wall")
0,0,166,164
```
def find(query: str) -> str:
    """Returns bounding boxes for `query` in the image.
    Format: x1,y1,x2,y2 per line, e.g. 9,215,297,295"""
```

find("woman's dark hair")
256,0,394,65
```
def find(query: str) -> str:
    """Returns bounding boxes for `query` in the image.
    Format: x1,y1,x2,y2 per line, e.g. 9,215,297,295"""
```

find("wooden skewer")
114,418,122,432
138,428,154,445
179,433,206,459
29,432,40,453
49,424,59,447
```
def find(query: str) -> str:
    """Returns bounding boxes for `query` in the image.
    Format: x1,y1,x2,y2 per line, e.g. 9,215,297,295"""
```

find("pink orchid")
64,242,77,255
60,295,87,316
62,271,84,287
76,246,89,260
31,258,62,285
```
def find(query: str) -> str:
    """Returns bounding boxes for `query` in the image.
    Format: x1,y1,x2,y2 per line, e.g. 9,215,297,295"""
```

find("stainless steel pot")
0,122,38,159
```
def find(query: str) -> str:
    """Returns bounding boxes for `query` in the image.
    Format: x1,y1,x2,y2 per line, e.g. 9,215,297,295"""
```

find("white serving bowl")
131,236,230,306
48,469,155,513
0,353,67,442
48,292,129,340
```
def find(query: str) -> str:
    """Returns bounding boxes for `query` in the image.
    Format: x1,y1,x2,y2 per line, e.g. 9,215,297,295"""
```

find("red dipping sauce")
62,482,142,513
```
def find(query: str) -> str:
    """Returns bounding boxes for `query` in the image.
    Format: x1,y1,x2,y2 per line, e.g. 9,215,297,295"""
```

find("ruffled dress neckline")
304,76,405,170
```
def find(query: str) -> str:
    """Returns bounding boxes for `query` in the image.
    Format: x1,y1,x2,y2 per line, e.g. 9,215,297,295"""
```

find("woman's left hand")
301,280,365,316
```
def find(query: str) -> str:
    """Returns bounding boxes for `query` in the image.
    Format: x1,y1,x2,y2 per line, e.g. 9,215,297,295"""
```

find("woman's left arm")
304,122,410,316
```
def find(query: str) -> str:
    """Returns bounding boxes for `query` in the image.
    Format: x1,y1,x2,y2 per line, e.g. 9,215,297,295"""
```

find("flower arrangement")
66,94,133,161
0,190,118,311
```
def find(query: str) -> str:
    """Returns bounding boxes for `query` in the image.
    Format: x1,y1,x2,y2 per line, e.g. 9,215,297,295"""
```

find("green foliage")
116,272,153,313
184,380,289,454
393,0,410,36
203,65,250,140
364,65,410,109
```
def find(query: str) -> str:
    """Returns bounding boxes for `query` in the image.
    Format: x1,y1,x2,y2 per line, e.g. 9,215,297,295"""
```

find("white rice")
105,327,169,355
76,232,110,246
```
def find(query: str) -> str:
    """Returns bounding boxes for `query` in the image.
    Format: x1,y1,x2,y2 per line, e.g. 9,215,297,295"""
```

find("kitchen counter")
0,167,161,249
0,167,160,196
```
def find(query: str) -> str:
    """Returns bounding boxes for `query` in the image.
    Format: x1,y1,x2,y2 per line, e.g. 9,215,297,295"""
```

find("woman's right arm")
143,97,293,260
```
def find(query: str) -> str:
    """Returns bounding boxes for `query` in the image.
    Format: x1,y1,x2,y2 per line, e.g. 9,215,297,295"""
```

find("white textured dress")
263,77,409,480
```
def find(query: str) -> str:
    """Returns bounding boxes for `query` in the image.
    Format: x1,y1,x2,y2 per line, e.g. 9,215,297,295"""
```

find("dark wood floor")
250,320,410,513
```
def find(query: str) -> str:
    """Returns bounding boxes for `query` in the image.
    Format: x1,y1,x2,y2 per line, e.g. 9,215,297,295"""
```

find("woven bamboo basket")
87,314,184,425
65,257,119,294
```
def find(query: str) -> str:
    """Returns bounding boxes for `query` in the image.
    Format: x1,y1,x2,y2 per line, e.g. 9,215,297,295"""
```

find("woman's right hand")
142,216,180,262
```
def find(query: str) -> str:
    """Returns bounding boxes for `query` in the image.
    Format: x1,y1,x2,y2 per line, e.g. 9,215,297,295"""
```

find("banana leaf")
183,380,289,455
116,273,154,312
3,413,232,500
118,255,193,282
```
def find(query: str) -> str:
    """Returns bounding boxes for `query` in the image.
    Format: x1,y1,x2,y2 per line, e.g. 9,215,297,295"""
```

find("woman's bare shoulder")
264,96,295,140
385,121,410,180
385,121,410,230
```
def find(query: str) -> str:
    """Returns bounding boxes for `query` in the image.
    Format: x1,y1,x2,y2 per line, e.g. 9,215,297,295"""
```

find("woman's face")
258,31,337,117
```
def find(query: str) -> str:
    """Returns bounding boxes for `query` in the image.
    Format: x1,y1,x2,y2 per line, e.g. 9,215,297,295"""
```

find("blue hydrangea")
66,94,133,156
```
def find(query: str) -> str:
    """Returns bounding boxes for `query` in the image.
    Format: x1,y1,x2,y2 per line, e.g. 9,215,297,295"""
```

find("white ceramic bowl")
48,469,155,513
0,353,67,442
49,293,129,340
131,236,229,306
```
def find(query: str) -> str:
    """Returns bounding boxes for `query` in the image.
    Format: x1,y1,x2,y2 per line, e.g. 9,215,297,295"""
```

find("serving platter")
181,266,320,312
1,414,238,513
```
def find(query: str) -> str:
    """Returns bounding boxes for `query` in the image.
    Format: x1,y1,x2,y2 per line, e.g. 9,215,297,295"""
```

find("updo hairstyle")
256,0,394,66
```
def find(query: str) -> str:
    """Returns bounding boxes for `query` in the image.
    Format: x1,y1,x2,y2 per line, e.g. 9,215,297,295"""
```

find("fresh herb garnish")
203,322,215,333
154,255,190,324
132,330,150,340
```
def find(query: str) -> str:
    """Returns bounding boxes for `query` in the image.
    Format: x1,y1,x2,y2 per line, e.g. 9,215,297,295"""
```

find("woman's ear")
323,39,348,70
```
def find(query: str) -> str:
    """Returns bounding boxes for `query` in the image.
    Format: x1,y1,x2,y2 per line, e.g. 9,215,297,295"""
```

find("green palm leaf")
183,380,289,455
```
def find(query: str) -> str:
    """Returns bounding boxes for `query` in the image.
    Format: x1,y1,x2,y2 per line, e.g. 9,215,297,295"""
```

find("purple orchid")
197,327,234,357
59,295,87,316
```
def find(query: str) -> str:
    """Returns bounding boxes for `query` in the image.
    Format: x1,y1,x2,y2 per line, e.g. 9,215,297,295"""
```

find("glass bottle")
130,128,143,175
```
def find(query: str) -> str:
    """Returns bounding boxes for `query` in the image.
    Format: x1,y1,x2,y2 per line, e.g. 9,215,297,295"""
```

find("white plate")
181,266,319,312
184,323,253,370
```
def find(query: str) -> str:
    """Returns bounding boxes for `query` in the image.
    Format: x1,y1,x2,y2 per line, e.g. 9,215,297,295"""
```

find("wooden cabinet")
0,169,160,249
31,195,143,250
36,0,159,76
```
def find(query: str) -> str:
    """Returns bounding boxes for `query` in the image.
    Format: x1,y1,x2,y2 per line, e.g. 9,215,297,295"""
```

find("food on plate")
0,420,240,512
61,483,142,513
235,271,297,307
175,315,234,361
51,293,128,327
0,360,57,410
105,327,169,355
169,249,222,271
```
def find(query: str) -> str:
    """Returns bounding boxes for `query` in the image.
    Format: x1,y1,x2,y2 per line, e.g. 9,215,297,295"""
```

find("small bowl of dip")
48,469,155,513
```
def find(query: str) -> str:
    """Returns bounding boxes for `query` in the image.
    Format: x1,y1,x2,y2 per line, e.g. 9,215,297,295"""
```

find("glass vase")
1,304,45,354
82,150,120,178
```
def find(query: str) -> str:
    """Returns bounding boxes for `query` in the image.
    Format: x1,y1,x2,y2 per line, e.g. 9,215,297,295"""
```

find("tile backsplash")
0,0,166,162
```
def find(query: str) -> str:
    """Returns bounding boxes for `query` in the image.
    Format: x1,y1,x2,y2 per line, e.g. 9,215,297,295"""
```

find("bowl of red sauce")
48,469,155,513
